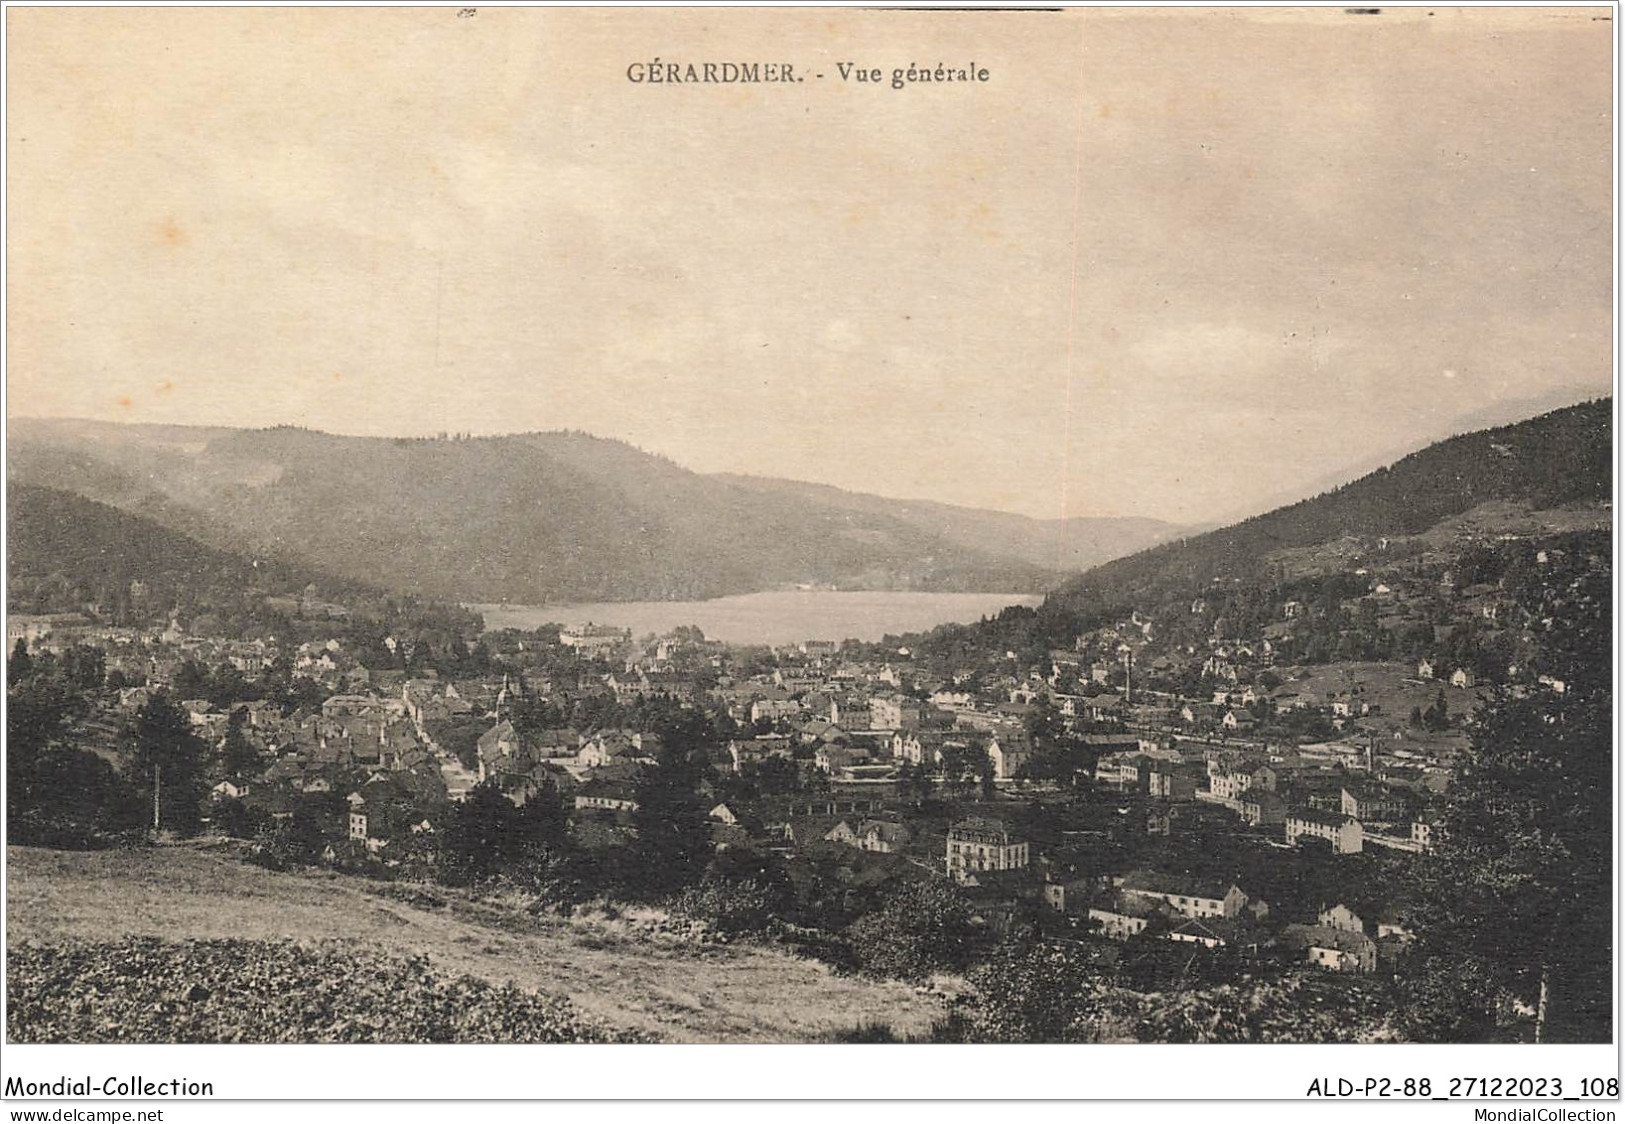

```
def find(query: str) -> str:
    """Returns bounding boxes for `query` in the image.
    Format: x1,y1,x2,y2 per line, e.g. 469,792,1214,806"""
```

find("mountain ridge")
713,473,1193,574
13,401,1602,612
8,419,1175,604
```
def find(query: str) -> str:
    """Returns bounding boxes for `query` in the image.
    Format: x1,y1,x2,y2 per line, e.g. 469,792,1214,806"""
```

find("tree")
1422,688,1450,731
630,749,714,897
1123,974,1398,1044
9,638,34,684
895,759,935,805
977,749,998,802
1403,565,1611,1043
510,694,566,736
123,693,209,836
704,846,795,914
61,645,106,691
753,754,799,797
7,670,77,799
170,659,211,701
939,743,989,801
439,781,566,885
1023,696,1062,749
672,847,796,937
8,666,143,847
7,659,148,844
440,783,518,884
516,783,571,855
250,801,331,870
220,708,263,781
207,661,257,708
211,795,269,840
14,743,145,847
261,653,295,704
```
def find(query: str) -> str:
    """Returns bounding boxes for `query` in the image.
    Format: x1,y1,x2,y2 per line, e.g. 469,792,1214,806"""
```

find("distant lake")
471,591,1044,646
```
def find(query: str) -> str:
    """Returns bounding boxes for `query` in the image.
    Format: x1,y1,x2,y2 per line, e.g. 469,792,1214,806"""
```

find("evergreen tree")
1023,696,1061,748
517,782,571,854
630,714,715,897
8,670,78,830
123,693,209,836
441,782,524,884
9,638,34,684
895,759,935,805
171,659,211,701
62,645,105,691
440,780,570,885
220,707,264,781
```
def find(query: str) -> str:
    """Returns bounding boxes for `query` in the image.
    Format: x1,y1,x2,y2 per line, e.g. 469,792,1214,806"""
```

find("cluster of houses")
1037,866,1414,974
1090,741,1437,855
17,596,1481,980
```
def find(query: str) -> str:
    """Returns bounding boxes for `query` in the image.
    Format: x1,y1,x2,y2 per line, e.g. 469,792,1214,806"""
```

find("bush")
844,878,984,982
670,877,776,937
208,796,268,841
938,951,1403,1044
1124,974,1401,1043
946,940,1113,1043
244,812,325,871
828,1020,907,1043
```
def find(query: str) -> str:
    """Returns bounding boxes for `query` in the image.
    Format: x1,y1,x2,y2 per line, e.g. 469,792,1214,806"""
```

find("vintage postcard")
2,3,1616,1114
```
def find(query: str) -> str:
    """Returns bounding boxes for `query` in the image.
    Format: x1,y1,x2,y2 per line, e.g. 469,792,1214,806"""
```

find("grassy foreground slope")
5,845,942,1043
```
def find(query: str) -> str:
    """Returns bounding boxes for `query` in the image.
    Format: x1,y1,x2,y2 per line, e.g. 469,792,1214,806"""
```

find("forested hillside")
8,421,1073,602
1045,399,1610,617
7,484,480,642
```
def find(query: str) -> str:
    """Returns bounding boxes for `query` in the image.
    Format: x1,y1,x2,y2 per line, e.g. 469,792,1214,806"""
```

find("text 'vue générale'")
626,60,992,90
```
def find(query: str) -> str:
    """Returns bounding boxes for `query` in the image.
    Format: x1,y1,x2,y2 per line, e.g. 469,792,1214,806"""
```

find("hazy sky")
7,7,1612,523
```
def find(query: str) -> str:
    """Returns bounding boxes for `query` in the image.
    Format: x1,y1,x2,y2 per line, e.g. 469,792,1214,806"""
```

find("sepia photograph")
2,1,1617,1109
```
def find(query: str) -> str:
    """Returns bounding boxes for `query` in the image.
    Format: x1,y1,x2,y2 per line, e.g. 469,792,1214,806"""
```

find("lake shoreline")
470,590,1043,647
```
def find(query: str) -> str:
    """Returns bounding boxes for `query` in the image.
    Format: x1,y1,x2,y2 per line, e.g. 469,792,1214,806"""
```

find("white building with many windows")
1286,809,1363,854
946,817,1029,883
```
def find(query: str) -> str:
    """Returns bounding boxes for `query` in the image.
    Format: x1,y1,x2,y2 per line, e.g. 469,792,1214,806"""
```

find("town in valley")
7,405,1610,1044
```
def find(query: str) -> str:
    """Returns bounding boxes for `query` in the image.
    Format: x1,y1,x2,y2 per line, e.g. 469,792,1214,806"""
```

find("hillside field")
4,844,944,1043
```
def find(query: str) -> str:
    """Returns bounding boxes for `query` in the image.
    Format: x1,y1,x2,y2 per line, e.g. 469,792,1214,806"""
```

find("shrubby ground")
7,937,639,1043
